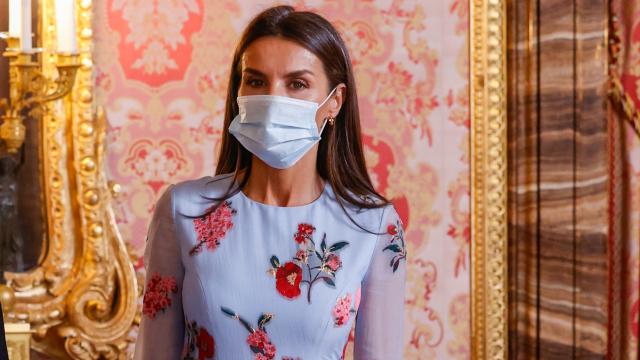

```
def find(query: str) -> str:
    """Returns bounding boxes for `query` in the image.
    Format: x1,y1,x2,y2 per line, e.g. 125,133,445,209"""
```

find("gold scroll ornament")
1,0,139,358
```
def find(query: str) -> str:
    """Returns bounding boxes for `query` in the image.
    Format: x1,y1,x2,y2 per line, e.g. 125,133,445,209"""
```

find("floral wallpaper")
617,0,640,356
93,0,470,358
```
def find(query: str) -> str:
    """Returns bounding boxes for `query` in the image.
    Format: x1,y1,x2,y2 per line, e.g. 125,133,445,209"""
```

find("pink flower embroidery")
332,293,355,326
325,253,342,272
190,201,237,256
221,307,276,359
294,249,308,263
247,330,276,359
142,272,178,319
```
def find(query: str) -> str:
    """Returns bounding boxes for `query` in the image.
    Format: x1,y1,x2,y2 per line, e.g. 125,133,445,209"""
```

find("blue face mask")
228,87,337,169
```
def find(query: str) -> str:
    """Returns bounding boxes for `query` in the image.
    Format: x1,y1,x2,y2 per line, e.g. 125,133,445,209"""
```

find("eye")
289,80,308,90
245,78,264,88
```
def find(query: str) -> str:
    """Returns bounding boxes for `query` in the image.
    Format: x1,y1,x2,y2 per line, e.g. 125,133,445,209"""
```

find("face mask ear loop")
318,118,329,136
317,86,338,109
317,87,338,137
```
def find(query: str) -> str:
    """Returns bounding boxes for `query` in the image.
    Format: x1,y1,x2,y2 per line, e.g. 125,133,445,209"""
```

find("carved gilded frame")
470,0,509,359
1,0,508,358
2,0,139,358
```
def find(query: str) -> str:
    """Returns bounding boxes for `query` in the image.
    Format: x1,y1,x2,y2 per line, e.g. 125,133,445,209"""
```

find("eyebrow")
243,67,315,78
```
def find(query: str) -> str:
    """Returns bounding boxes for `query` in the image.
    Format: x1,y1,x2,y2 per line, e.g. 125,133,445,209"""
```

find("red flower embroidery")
184,319,215,359
275,262,303,299
197,327,215,360
190,201,237,256
247,330,276,359
294,223,315,244
142,272,177,319
269,225,350,303
221,307,277,359
332,293,355,326
387,224,398,235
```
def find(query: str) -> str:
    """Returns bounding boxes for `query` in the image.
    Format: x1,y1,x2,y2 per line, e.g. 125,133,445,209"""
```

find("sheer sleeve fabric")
354,205,408,360
133,185,185,359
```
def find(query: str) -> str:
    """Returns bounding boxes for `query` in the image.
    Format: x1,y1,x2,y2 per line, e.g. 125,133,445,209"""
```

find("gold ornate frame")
1,0,508,358
470,0,509,359
2,0,139,358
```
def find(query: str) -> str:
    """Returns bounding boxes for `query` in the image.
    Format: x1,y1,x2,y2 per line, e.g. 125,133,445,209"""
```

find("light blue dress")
133,173,407,360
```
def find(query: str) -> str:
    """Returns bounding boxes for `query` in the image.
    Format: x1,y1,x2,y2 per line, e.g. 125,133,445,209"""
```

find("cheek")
237,83,253,96
315,110,328,132
237,83,246,96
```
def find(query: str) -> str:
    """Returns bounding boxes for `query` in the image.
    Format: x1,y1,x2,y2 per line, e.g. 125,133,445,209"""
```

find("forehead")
241,36,323,73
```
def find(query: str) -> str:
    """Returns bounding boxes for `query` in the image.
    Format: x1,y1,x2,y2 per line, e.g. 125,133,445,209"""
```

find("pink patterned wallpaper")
618,0,640,355
93,0,470,357
624,128,640,358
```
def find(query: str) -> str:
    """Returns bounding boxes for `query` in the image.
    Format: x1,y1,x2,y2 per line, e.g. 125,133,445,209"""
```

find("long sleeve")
354,205,408,360
0,307,8,360
134,185,185,359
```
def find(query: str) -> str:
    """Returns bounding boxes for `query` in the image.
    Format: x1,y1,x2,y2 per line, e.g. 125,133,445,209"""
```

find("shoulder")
379,203,402,235
356,201,401,237
325,186,396,232
171,173,238,216
172,172,236,198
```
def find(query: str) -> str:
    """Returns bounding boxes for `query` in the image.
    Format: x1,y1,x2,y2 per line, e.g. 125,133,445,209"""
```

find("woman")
134,5,407,360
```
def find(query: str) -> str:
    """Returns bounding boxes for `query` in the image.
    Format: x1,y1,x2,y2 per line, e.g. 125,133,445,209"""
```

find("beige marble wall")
507,0,610,358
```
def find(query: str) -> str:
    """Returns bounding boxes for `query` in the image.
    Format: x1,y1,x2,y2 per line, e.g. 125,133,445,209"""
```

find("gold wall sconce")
1,1,140,359
0,35,79,153
1,0,79,154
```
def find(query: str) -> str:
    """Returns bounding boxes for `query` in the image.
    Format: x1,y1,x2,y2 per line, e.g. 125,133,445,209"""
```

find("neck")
243,149,325,207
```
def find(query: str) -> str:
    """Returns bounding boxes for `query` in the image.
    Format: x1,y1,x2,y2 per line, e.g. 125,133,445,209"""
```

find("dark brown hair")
207,5,389,232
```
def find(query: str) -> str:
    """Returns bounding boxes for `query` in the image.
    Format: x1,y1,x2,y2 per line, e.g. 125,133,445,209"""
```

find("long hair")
207,5,389,232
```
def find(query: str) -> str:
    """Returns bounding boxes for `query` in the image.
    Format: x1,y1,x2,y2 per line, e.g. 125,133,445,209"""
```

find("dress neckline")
237,181,329,209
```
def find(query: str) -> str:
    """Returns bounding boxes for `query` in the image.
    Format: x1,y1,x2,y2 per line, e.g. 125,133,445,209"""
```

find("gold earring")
328,116,335,126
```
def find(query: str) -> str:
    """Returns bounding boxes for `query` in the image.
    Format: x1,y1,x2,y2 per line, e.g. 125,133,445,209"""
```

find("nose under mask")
228,88,337,169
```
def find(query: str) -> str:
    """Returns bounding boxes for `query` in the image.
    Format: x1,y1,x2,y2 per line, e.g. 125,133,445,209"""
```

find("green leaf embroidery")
321,277,336,287
258,313,273,330
239,317,254,334
270,255,280,268
220,306,235,317
221,306,254,333
383,244,402,253
329,241,349,252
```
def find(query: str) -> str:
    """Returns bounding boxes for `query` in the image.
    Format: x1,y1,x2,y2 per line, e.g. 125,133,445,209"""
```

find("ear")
327,83,347,118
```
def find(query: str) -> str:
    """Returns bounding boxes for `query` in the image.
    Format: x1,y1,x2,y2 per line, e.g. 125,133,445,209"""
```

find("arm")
0,306,8,360
354,205,408,360
134,185,185,359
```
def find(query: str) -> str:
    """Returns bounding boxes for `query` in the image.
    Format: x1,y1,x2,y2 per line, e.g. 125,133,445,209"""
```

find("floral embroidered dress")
133,173,407,360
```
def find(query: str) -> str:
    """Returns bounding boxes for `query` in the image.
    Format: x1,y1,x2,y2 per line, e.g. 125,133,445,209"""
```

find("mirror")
0,0,45,277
